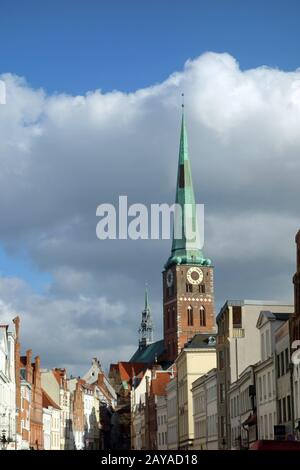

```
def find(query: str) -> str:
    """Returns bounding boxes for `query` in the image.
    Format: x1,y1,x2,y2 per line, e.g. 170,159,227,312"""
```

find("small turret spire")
138,284,154,349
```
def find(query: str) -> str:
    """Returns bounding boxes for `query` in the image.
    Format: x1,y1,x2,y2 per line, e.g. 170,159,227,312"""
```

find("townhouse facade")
176,333,217,449
166,377,178,450
0,323,17,450
216,300,293,449
192,368,218,450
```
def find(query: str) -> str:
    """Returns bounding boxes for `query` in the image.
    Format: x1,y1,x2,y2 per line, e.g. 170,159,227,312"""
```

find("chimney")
13,316,20,342
146,375,150,397
26,349,32,365
35,356,41,369
26,349,33,384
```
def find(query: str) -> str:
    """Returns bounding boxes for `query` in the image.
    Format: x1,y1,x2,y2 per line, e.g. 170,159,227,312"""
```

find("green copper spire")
165,108,211,269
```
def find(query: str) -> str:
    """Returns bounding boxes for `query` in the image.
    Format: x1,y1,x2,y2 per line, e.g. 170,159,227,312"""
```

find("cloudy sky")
1,1,300,374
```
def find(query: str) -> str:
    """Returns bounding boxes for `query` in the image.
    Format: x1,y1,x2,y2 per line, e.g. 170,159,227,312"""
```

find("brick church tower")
163,111,216,362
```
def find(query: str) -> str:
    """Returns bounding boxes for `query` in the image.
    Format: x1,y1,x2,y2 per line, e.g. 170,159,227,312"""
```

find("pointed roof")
165,110,211,269
138,285,154,349
144,286,149,311
42,389,61,410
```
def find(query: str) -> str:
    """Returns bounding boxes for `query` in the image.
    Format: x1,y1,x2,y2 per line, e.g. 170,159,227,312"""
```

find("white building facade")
275,321,293,437
166,378,177,450
43,407,52,450
255,311,289,441
0,325,17,450
156,395,167,450
192,368,218,450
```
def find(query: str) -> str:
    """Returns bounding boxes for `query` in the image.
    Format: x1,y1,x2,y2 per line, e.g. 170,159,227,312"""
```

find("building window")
187,306,193,326
263,375,266,400
220,416,225,438
283,397,287,422
281,352,285,377
218,350,224,370
277,354,281,378
186,283,193,293
170,308,173,329
278,399,282,423
269,413,273,439
259,376,262,402
179,164,184,188
285,349,289,374
198,284,205,293
232,306,242,328
287,395,291,421
200,306,206,326
261,332,265,361
219,383,225,403
167,285,174,299
264,414,268,439
266,329,270,358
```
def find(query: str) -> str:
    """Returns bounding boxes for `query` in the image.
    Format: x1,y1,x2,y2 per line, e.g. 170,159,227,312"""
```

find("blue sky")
1,0,300,95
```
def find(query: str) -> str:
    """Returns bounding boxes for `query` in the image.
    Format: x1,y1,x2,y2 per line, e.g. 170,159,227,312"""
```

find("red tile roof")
150,372,171,396
118,362,146,382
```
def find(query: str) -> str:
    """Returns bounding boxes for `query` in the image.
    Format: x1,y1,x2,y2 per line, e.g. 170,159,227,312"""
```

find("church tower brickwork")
163,112,216,362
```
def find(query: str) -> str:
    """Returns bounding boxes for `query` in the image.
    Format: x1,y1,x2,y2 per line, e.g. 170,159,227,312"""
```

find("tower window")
179,164,185,188
198,284,205,293
170,308,173,329
167,286,174,299
187,306,193,326
186,283,193,293
200,306,206,327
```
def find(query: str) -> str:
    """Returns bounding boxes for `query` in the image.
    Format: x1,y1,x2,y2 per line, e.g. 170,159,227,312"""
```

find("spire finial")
145,282,149,310
181,92,184,111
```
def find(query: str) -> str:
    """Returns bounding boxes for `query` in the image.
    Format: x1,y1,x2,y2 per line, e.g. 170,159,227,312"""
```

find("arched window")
186,283,193,293
187,305,193,326
198,284,205,293
167,308,170,329
200,306,206,326
172,307,175,329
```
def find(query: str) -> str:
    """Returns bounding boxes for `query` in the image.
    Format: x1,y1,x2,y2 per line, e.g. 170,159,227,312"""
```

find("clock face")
187,267,203,285
166,269,174,287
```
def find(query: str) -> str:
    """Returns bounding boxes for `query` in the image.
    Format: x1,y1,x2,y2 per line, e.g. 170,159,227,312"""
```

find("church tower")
163,110,216,362
138,287,154,350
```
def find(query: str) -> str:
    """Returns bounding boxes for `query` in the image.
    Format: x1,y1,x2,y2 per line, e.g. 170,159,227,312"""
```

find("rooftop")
217,299,293,322
183,333,217,350
130,339,165,364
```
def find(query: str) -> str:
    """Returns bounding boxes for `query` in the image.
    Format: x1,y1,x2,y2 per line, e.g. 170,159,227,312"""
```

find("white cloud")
0,52,299,372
